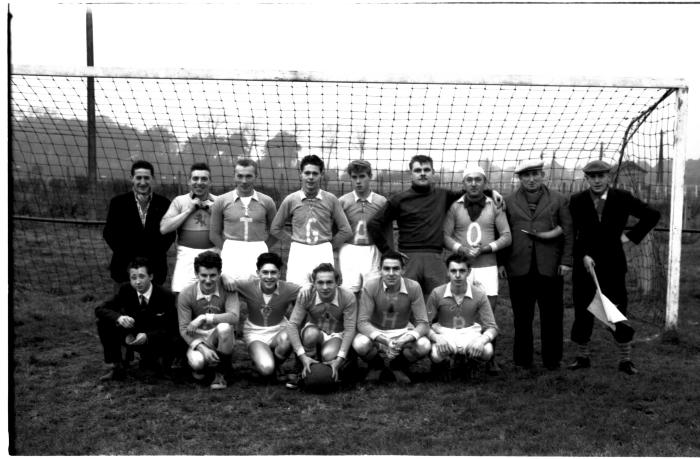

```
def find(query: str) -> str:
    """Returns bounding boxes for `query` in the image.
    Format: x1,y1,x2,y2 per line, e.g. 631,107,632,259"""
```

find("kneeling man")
353,250,431,384
427,254,498,379
95,257,178,381
228,252,301,381
177,251,240,389
287,263,357,382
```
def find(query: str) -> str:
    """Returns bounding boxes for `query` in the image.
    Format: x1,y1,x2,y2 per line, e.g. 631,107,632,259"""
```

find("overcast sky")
8,1,700,162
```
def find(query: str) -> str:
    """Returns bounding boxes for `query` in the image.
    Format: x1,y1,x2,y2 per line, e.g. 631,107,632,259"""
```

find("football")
301,363,337,393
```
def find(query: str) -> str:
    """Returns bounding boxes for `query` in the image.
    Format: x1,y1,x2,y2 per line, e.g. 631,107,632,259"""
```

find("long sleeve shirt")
286,285,357,359
426,282,498,339
338,191,390,246
270,190,352,249
368,185,462,253
209,190,277,246
443,194,512,268
177,280,240,349
232,279,300,327
357,276,430,339
161,192,217,249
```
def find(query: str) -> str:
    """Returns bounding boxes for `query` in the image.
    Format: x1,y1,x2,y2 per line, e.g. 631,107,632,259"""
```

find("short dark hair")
256,252,283,271
194,250,222,274
300,154,325,173
235,158,258,175
127,257,153,275
190,162,211,175
346,159,372,177
409,155,433,171
131,160,154,177
445,253,470,269
311,263,339,283
380,250,405,268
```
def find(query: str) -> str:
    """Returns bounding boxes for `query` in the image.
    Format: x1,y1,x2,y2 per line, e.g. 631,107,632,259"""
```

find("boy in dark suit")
95,257,178,381
568,160,660,375
103,160,175,286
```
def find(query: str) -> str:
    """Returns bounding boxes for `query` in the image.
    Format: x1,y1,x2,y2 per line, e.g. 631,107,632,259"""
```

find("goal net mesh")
11,71,678,325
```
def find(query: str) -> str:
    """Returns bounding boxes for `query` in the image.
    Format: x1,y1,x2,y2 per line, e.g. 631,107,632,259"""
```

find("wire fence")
10,69,694,327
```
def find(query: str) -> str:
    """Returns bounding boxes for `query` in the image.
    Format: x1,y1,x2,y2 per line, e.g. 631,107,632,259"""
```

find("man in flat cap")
498,158,573,370
568,160,660,375
443,164,511,373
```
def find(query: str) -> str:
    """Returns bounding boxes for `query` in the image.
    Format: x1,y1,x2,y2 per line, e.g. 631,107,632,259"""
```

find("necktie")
594,198,605,221
139,294,147,307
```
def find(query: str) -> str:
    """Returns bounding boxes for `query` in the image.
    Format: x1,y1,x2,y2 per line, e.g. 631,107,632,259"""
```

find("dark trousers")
508,272,564,368
571,266,629,345
96,318,175,365
404,251,446,302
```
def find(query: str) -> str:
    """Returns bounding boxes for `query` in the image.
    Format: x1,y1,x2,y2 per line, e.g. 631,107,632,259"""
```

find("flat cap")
514,159,544,175
582,160,612,174
462,164,486,179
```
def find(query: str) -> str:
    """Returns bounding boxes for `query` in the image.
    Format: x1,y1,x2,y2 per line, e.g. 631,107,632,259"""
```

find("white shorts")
468,265,499,296
338,243,381,292
436,323,483,353
286,241,334,286
243,318,288,346
172,245,217,293
302,322,343,342
221,239,268,280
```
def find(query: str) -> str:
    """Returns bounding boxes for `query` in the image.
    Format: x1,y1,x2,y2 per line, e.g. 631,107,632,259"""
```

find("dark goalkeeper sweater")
368,184,463,254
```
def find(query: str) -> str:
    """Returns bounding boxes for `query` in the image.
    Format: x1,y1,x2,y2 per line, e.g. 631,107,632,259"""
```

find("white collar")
137,284,154,302
196,282,221,300
382,278,408,295
296,189,325,200
353,190,374,203
314,289,339,306
232,189,259,202
258,280,280,296
443,282,473,300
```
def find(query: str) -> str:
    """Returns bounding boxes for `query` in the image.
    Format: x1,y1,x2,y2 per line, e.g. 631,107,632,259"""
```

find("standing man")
499,159,573,370
338,160,389,297
443,165,510,373
427,254,498,380
568,160,660,375
160,162,217,293
95,257,178,381
286,263,357,382
226,252,301,381
353,250,431,384
368,155,502,302
177,251,240,390
270,154,352,286
209,158,277,281
104,160,175,286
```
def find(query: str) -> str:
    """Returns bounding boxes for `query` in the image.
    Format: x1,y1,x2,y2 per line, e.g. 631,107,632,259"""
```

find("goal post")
9,64,688,330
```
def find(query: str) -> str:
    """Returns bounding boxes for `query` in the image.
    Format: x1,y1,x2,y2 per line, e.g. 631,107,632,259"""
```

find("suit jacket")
95,283,178,343
569,187,660,274
103,192,175,284
501,185,574,278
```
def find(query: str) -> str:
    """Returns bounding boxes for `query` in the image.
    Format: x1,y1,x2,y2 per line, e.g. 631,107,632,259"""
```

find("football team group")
95,153,660,390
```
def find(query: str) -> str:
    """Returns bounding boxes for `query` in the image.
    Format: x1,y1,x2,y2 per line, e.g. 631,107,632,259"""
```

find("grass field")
10,240,700,455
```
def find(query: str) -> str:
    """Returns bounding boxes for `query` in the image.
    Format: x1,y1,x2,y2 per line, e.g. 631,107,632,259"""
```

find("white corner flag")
586,266,627,330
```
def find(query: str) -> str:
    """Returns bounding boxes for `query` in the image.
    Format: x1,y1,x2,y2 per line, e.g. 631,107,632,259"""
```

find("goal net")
10,66,686,327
